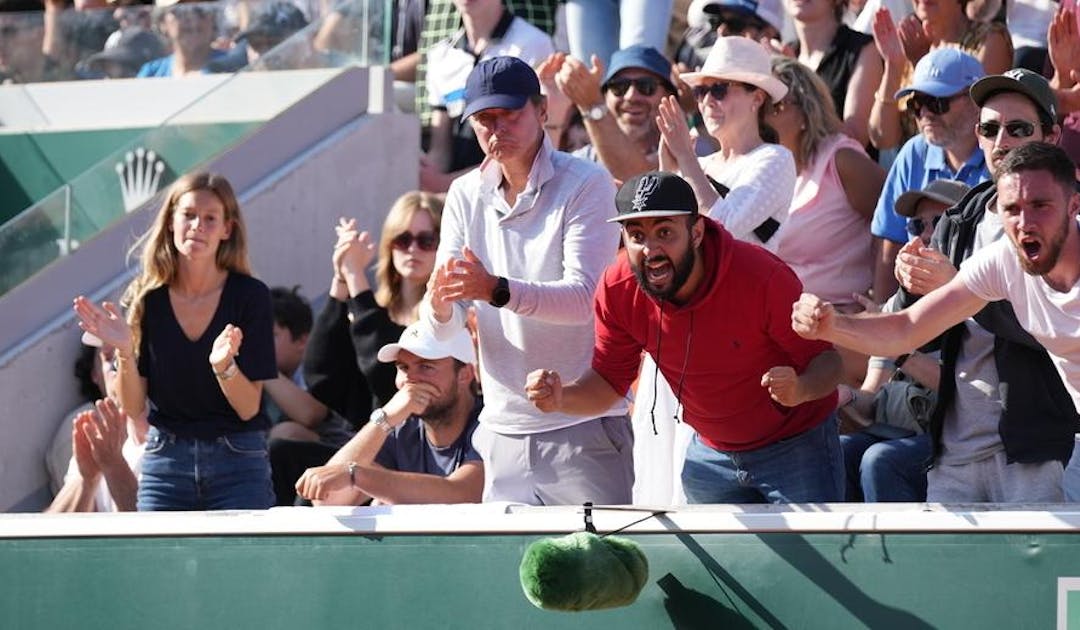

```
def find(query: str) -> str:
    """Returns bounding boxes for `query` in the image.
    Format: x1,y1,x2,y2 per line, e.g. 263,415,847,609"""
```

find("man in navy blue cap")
422,56,632,506
869,48,991,302
539,45,675,181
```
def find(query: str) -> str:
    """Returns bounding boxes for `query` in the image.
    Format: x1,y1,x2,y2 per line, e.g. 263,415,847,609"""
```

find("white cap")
377,322,476,365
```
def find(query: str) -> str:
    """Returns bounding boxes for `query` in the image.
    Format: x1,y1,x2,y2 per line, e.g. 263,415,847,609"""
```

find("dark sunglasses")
391,231,438,252
605,77,660,97
692,81,746,102
905,215,942,237
976,120,1036,139
908,93,959,117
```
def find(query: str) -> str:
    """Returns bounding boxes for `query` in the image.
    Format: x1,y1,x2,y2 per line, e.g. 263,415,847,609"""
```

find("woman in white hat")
657,35,796,252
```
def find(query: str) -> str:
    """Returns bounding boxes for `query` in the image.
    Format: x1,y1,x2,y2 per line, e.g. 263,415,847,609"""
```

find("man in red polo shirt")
526,171,844,503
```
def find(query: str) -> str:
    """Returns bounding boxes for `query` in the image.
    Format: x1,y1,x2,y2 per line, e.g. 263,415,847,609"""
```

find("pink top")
774,134,873,306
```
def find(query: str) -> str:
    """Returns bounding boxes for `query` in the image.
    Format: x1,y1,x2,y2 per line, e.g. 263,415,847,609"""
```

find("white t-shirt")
62,438,145,512
426,18,554,119
959,237,1080,410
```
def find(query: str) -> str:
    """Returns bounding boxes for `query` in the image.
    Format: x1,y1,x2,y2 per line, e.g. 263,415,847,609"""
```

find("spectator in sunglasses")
674,0,784,71
869,48,990,302
871,72,1072,504
303,191,445,432
538,45,675,181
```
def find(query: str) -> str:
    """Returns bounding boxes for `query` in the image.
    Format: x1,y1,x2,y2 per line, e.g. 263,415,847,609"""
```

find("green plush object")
519,531,649,611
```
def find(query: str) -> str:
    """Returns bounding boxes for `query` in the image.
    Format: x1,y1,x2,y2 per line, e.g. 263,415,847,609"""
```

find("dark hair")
74,345,103,402
270,285,312,340
996,142,1077,196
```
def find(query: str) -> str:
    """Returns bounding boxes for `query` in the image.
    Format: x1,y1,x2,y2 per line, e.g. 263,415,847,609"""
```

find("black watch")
489,276,510,308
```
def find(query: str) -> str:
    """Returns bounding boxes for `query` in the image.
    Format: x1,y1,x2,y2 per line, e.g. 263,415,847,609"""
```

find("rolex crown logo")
116,147,167,213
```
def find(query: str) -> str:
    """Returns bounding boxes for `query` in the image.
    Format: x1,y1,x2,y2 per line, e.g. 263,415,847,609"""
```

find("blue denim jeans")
680,415,845,504
563,0,674,67
137,426,274,511
840,432,930,502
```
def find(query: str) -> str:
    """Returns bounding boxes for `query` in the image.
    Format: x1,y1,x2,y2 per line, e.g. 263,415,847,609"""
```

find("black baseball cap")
610,171,698,223
969,68,1058,125
462,56,541,120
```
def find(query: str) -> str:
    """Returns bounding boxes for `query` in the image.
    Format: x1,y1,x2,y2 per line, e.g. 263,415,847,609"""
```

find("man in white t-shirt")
793,142,1080,497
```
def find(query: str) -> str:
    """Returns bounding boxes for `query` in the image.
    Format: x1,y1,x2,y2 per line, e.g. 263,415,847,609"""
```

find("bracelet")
347,462,358,488
875,91,897,105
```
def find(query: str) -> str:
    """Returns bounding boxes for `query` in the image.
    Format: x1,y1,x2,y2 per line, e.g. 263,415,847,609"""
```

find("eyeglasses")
707,13,766,34
908,93,961,117
976,120,1036,139
905,215,942,237
391,231,438,252
771,98,796,115
692,81,746,102
605,77,661,97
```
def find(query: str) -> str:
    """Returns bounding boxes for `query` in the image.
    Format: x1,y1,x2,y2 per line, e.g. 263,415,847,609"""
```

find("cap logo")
408,327,421,338
632,175,659,212
1004,69,1024,80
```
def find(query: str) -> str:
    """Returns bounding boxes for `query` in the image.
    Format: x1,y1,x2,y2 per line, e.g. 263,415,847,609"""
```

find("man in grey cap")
541,44,675,181
860,68,1075,502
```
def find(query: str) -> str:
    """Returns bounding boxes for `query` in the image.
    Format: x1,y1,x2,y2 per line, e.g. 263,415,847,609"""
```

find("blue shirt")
136,51,229,78
871,135,990,243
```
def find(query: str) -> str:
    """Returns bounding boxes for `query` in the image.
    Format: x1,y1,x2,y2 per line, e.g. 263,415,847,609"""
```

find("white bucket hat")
680,36,788,103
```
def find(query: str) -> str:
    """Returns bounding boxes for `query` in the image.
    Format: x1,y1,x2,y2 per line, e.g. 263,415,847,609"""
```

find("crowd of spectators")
23,0,1080,511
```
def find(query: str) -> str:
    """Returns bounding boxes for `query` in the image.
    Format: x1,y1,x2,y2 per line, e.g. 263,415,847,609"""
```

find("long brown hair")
373,191,443,324
770,57,842,166
121,172,251,354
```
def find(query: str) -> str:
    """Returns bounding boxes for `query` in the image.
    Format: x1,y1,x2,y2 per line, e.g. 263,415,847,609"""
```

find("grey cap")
895,180,971,218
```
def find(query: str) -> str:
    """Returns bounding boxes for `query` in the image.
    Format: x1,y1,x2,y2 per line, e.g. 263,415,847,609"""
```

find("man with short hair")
542,44,674,181
425,56,632,506
295,322,482,505
793,143,1080,501
526,171,845,504
880,70,1077,502
870,48,990,301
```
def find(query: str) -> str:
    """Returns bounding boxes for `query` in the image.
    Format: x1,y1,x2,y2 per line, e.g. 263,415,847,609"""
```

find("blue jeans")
841,432,929,502
137,426,274,511
563,0,674,67
681,415,845,504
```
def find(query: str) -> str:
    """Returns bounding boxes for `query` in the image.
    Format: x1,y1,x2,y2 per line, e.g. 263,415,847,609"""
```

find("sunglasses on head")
976,120,1036,139
908,93,959,117
605,77,661,97
905,215,942,237
391,231,438,252
692,81,747,102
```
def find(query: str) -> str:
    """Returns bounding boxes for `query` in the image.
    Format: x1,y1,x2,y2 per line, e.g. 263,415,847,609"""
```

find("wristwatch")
369,407,393,433
489,276,511,308
582,104,606,121
214,359,239,380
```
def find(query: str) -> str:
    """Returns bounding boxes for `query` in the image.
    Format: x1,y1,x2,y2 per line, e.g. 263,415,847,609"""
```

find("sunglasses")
905,215,942,237
692,81,747,102
908,93,960,117
976,120,1036,139
605,77,661,97
391,231,438,252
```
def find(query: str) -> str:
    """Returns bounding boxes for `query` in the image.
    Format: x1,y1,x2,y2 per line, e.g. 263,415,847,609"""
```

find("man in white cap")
294,322,483,506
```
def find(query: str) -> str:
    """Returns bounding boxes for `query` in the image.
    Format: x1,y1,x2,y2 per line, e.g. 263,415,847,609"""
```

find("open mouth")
645,258,672,284
1020,237,1042,261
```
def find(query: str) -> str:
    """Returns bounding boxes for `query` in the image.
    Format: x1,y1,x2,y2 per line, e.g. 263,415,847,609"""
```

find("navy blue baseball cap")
462,56,541,120
602,45,676,94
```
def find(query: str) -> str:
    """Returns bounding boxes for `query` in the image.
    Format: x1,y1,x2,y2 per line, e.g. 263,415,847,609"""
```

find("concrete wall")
0,66,418,512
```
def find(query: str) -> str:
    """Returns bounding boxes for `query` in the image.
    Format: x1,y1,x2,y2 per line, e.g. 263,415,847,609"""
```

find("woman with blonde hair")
73,171,277,510
767,57,885,385
303,191,444,425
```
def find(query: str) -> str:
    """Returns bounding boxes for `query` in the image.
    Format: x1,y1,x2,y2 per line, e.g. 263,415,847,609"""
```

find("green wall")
2,531,1078,629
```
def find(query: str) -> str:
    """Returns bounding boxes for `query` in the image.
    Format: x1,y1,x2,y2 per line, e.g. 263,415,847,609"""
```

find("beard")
1013,212,1072,276
631,245,696,302
421,385,460,426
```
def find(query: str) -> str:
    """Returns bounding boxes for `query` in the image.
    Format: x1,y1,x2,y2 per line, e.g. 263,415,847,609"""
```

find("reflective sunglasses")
976,120,1036,139
390,231,438,252
605,77,660,97
905,215,942,237
908,93,958,117
692,81,745,102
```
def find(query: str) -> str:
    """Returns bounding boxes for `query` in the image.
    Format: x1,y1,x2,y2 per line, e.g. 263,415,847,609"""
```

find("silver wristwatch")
369,407,393,433
583,104,606,121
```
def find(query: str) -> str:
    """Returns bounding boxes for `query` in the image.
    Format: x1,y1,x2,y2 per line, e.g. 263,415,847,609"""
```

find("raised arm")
210,324,263,421
73,297,147,419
